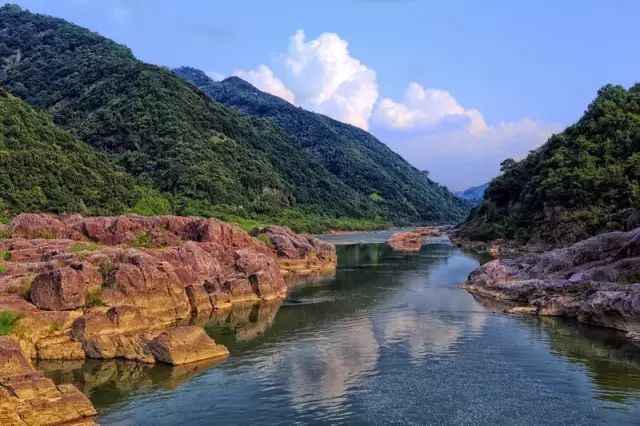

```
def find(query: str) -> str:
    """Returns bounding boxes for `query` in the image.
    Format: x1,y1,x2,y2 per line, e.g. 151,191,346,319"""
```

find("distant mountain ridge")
455,183,489,206
174,67,469,223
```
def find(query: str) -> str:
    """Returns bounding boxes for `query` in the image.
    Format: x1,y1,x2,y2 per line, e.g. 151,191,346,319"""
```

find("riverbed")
41,234,640,424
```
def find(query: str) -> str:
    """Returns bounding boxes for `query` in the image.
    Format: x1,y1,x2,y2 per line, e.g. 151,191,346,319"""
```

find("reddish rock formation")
250,226,337,275
0,213,301,364
387,232,423,252
415,226,442,237
0,336,96,425
463,226,640,340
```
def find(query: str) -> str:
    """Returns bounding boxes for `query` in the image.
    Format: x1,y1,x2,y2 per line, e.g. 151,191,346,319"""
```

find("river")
41,232,640,424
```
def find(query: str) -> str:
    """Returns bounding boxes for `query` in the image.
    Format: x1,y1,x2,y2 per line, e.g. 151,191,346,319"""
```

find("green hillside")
174,67,470,224
0,88,136,215
458,84,640,246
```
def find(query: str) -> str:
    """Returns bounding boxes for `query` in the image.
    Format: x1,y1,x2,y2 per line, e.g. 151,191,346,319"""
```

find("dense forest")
174,67,470,223
0,4,467,230
0,89,138,216
458,84,640,246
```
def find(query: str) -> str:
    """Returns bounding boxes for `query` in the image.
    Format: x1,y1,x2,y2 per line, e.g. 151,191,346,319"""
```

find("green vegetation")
459,84,640,246
256,233,273,246
21,276,32,299
0,310,22,335
175,67,470,224
48,320,62,333
69,242,102,253
84,286,104,308
98,262,114,280
0,250,10,261
0,263,6,274
130,233,159,248
0,4,467,231
0,89,137,215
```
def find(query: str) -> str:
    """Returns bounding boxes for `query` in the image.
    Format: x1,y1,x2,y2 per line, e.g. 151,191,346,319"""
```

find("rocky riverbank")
0,213,337,423
462,225,640,341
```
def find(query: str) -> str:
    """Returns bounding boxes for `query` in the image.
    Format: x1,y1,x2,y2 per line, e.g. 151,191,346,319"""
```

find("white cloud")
371,82,562,189
233,30,378,129
220,32,561,189
235,65,295,103
205,70,226,81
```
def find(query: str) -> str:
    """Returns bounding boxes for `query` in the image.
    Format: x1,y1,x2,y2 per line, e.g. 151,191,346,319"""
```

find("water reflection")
38,357,225,409
40,240,640,424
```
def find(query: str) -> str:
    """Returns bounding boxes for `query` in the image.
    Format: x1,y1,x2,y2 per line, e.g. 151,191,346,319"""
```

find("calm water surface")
41,233,640,425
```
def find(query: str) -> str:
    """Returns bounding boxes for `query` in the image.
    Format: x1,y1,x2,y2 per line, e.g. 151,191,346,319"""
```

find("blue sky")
5,0,640,189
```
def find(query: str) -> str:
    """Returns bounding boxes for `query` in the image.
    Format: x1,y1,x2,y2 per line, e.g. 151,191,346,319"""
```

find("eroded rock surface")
0,336,96,425
0,214,310,365
149,326,229,365
250,226,337,275
387,232,423,252
463,226,640,338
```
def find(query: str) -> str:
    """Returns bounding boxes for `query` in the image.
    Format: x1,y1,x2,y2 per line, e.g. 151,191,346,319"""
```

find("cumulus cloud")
235,65,295,103
371,82,561,189
233,30,378,129
223,32,560,188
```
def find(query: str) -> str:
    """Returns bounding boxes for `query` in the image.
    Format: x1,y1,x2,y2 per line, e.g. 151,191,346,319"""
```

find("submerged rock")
387,232,423,252
463,226,640,338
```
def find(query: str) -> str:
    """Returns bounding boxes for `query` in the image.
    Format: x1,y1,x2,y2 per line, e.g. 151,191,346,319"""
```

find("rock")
415,226,442,237
149,326,229,365
0,336,96,425
30,266,86,311
387,232,423,252
250,226,337,275
71,306,160,363
626,211,640,231
463,226,640,340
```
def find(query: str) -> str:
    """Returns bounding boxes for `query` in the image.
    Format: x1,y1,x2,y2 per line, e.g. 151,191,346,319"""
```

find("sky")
5,0,640,190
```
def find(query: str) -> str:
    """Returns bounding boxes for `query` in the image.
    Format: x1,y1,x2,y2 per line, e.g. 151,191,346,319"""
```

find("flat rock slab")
149,326,229,365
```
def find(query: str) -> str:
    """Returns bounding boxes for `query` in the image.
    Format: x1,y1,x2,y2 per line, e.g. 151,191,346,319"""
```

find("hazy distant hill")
458,84,640,245
455,183,489,207
174,67,470,224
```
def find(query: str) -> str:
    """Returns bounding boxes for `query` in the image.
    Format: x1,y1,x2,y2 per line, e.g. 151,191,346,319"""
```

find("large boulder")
387,232,423,252
149,326,229,365
463,226,640,339
30,267,86,311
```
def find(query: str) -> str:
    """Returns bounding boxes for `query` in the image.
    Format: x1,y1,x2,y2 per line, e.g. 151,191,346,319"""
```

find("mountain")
173,67,470,223
455,183,488,207
457,84,640,246
0,88,137,215
0,4,378,224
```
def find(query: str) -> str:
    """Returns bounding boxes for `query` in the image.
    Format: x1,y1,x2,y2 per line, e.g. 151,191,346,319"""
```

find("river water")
41,233,640,425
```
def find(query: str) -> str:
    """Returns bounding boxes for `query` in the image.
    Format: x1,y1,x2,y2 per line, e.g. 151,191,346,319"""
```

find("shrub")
130,233,159,248
0,310,23,336
84,286,105,308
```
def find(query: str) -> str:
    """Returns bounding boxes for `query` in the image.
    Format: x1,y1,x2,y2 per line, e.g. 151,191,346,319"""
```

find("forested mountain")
174,67,470,223
455,183,488,207
0,5,373,223
0,4,467,228
458,84,640,246
0,88,136,215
